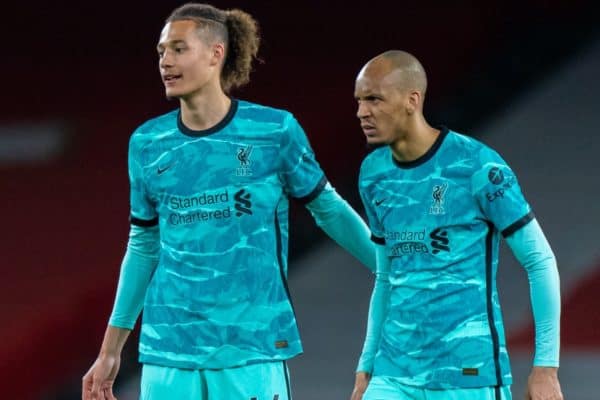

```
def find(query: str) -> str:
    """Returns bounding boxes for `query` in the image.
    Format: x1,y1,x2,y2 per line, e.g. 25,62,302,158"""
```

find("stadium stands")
1,1,597,398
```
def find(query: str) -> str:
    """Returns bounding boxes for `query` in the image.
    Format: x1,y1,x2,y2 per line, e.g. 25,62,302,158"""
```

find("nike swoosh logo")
157,165,172,175
374,198,386,206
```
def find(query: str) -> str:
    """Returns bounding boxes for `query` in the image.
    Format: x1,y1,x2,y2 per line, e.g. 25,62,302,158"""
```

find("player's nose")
356,101,370,119
159,50,175,69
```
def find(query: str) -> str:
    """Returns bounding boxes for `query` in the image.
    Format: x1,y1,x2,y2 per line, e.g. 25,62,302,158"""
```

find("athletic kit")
357,127,560,399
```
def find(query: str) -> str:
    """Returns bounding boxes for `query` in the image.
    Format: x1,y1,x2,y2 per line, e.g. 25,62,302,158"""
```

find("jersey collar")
177,98,238,137
392,126,449,169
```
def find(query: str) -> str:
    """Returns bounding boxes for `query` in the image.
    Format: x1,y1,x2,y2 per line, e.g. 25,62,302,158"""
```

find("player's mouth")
163,74,182,86
361,124,377,136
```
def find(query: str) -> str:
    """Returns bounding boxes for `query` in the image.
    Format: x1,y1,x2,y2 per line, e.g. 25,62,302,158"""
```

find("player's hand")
525,366,563,400
350,371,371,400
82,354,120,400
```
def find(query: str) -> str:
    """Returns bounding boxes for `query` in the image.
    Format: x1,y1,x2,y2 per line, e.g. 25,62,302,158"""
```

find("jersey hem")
138,351,302,371
370,374,513,389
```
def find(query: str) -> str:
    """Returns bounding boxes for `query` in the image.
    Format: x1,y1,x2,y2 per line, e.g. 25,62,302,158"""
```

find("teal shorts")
140,361,291,400
363,376,512,400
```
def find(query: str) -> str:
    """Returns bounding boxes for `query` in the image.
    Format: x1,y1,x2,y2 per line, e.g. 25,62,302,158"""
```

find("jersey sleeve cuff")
533,358,560,368
501,211,534,238
130,215,159,227
371,234,385,245
294,175,328,204
108,319,135,331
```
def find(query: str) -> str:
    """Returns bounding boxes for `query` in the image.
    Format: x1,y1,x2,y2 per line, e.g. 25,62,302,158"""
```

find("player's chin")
165,89,181,99
365,136,388,150
366,135,385,145
164,85,188,99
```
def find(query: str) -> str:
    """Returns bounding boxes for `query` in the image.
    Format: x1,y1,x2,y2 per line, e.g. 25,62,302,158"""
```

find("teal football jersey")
359,127,533,389
128,99,326,369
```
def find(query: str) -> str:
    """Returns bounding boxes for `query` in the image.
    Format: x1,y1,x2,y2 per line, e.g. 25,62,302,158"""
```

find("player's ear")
406,90,421,115
210,42,226,66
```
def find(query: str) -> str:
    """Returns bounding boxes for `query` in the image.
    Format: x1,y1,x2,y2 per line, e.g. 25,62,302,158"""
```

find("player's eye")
175,47,186,53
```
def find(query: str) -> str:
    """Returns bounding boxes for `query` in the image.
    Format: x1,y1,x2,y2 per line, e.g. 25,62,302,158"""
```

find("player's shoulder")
445,129,486,153
360,146,390,179
235,99,295,126
235,99,305,146
445,129,504,167
130,109,179,143
446,130,516,196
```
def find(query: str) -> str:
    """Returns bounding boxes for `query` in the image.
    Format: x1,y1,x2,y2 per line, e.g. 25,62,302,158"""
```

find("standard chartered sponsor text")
169,190,232,225
386,228,428,256
170,190,229,209
385,228,426,241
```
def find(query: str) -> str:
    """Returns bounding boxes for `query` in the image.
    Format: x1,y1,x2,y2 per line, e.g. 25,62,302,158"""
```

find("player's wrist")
98,349,121,361
531,366,558,376
98,325,130,358
354,371,371,391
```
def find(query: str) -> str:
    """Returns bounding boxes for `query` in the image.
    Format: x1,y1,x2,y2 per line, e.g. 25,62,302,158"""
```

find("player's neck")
179,86,231,131
390,119,440,163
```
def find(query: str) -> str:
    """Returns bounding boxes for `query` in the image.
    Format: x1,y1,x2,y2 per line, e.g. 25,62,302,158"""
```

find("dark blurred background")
1,1,599,399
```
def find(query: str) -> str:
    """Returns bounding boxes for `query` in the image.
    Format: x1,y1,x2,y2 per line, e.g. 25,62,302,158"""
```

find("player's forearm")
357,245,391,373
108,225,160,329
357,271,390,373
506,219,561,366
306,185,376,271
99,325,132,357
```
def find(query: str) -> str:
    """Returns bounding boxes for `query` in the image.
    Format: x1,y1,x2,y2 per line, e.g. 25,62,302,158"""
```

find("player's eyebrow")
157,39,187,51
355,92,380,100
